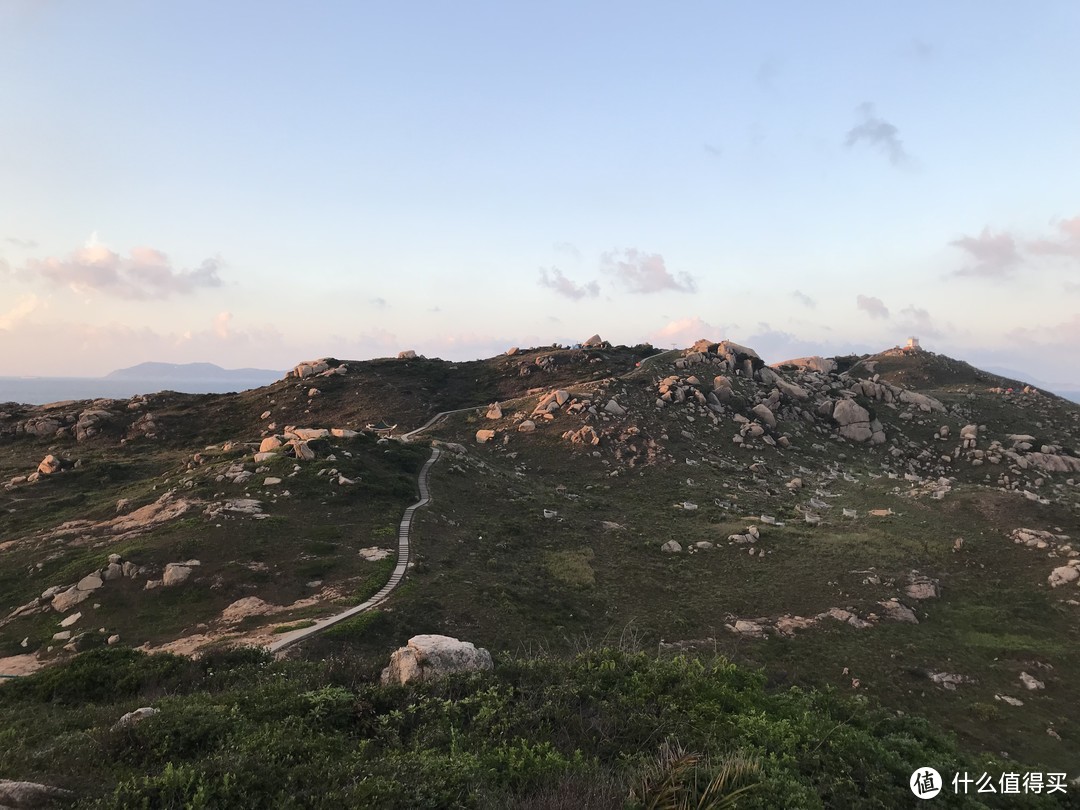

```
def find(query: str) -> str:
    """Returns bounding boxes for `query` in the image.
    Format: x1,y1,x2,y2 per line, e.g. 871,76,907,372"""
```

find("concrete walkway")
268,446,442,654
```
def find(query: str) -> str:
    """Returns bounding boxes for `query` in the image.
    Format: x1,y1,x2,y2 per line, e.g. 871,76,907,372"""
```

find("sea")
0,377,277,406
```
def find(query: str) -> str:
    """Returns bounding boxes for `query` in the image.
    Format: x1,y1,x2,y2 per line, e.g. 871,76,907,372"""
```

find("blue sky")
1,1,1078,382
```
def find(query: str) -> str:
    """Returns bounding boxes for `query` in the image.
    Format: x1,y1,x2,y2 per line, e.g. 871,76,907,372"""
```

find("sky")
1,1,1078,384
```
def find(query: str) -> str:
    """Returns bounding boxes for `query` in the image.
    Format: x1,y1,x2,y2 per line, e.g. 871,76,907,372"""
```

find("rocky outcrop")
292,359,330,379
774,355,837,375
380,635,493,685
74,408,112,441
832,399,873,442
0,780,74,808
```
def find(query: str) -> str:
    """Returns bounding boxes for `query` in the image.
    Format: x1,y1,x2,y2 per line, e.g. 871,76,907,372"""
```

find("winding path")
268,348,677,653
268,446,442,654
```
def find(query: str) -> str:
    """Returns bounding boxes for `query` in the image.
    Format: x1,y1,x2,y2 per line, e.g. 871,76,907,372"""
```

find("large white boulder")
1048,565,1080,588
380,635,493,685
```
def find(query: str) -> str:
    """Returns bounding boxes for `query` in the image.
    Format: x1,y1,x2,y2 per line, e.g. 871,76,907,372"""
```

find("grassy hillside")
2,341,1079,801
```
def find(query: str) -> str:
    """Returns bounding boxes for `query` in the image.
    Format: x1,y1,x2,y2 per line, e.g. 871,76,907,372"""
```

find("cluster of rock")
204,498,266,520
476,387,639,454
647,343,905,448
725,568,937,639
253,426,359,464
289,359,348,379
380,634,493,685
510,338,610,377
3,551,204,643
1007,528,1080,593
1,396,163,444
0,552,201,654
726,599,920,639
944,426,1080,476
5,453,77,487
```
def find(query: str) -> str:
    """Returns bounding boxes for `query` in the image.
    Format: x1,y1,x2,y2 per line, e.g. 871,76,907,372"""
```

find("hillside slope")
1,339,1079,779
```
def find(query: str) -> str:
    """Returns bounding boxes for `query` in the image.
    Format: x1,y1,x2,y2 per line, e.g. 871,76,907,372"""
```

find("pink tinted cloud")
602,249,696,294
21,241,222,299
949,228,1021,278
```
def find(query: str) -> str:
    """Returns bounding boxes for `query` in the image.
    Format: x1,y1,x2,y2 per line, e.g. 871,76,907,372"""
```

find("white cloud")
897,305,946,339
538,267,600,300
602,249,696,294
856,294,890,319
791,290,816,308
845,103,909,166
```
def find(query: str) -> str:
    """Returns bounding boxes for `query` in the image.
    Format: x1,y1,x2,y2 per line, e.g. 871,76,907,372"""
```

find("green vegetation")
2,645,1060,808
543,547,596,588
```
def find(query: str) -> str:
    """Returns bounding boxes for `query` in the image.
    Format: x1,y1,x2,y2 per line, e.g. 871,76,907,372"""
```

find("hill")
1,339,1079,801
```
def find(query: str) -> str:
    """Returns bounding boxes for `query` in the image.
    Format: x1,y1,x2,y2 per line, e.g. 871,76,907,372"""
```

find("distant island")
106,362,284,383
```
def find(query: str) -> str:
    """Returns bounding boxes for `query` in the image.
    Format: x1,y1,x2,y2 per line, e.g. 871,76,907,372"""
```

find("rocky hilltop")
1,338,1079,775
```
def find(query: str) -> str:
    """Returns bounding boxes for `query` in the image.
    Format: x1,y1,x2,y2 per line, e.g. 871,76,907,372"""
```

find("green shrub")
0,647,192,705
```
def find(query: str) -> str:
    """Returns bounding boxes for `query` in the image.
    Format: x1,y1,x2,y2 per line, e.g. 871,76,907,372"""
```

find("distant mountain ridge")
105,361,283,382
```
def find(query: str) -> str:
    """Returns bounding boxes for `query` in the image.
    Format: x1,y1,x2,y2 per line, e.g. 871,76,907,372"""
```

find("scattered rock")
1048,566,1080,588
51,587,90,613
76,574,103,592
1019,671,1045,691
661,540,682,553
380,634,493,685
903,574,940,600
878,599,918,623
36,454,66,476
259,436,283,453
162,564,193,587
927,671,976,690
359,547,392,561
604,399,626,417
112,706,160,731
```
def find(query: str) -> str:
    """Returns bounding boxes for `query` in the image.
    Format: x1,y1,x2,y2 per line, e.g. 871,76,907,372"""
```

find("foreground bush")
0,646,1067,808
